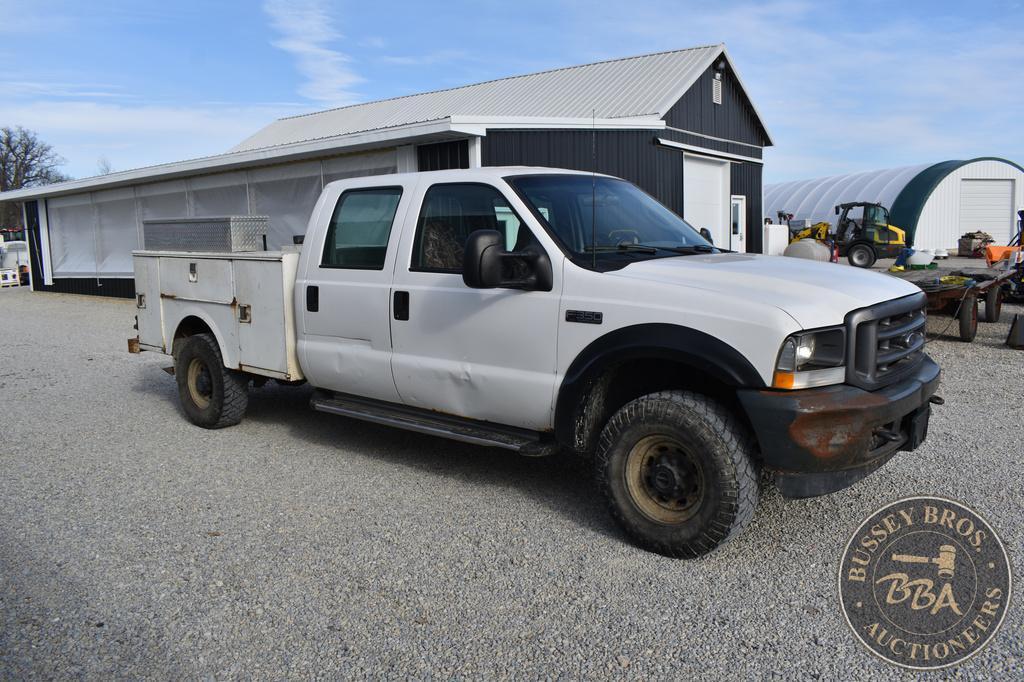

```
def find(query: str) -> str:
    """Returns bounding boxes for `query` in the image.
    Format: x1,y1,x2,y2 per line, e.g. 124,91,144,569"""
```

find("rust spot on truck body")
784,389,890,461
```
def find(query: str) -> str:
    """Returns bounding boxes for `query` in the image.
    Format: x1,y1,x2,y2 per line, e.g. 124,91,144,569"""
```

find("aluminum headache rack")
142,216,269,252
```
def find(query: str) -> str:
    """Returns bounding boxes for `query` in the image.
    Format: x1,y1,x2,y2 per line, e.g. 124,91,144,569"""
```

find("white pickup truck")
130,167,941,557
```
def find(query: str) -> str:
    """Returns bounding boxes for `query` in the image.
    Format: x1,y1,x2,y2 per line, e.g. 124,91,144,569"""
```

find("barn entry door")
683,154,730,247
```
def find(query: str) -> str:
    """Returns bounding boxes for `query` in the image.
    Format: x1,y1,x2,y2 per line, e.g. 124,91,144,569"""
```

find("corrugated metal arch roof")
764,164,932,225
766,158,1024,245
231,44,772,152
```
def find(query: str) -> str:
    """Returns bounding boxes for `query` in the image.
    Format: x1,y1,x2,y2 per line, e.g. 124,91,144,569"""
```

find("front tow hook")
929,395,945,406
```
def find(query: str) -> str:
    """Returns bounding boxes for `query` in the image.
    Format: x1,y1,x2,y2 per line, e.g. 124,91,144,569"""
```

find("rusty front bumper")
737,356,940,498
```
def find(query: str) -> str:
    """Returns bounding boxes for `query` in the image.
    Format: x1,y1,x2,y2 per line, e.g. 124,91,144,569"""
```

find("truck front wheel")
595,391,759,558
175,333,249,428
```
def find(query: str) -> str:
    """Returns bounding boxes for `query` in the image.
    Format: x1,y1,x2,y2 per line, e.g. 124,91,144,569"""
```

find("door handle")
394,290,409,321
306,285,319,312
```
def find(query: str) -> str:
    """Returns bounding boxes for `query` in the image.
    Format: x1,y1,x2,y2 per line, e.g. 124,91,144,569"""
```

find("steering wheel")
607,229,640,243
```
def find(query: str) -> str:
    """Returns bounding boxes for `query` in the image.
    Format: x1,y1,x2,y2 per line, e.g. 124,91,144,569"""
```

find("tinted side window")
321,188,402,269
412,183,530,272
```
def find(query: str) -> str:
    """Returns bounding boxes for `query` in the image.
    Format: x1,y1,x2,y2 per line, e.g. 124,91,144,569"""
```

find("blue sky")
1,0,1021,183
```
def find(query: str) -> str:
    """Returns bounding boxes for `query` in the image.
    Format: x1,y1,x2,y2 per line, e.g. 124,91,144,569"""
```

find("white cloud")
380,49,468,66
263,0,362,107
571,0,1024,183
0,100,300,179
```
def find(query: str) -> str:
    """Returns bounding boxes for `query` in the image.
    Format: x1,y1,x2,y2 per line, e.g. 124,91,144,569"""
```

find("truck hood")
607,253,921,328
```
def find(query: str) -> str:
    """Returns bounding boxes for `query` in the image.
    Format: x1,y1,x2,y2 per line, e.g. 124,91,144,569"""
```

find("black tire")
958,294,978,342
984,286,1002,323
174,333,249,428
595,391,759,558
847,243,877,268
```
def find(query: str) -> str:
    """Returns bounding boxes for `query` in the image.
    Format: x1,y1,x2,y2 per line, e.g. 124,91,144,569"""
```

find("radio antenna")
591,108,597,269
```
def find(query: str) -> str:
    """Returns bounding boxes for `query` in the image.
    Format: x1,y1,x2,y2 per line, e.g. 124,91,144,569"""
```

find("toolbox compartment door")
159,256,235,304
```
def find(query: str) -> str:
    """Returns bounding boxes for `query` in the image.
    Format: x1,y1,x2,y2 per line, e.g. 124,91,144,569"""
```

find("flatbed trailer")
892,268,1014,342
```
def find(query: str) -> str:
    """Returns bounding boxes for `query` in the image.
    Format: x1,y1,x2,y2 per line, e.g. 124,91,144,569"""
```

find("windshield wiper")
659,244,719,255
584,241,659,254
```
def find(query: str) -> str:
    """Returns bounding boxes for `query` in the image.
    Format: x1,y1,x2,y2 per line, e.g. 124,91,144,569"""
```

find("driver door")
389,181,562,430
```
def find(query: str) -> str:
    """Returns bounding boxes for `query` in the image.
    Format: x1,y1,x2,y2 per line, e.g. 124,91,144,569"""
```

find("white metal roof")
764,164,933,224
1,43,772,203
231,44,745,152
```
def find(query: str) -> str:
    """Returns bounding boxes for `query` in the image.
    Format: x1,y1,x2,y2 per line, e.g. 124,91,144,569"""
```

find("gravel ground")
0,283,1021,679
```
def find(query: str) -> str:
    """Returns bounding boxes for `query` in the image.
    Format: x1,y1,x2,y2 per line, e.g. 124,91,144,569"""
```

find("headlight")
773,327,846,389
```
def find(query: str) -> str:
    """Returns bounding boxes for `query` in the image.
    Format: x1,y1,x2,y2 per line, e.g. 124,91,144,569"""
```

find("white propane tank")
783,238,831,262
908,250,934,266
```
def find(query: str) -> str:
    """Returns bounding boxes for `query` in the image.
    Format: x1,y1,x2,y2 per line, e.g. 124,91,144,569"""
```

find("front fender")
553,323,764,449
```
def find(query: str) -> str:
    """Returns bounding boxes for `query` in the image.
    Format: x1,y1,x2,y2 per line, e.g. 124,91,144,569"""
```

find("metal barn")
764,158,1024,250
1,44,773,297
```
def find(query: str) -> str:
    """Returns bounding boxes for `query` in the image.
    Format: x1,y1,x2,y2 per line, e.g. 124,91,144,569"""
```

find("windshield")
863,204,890,228
508,175,715,265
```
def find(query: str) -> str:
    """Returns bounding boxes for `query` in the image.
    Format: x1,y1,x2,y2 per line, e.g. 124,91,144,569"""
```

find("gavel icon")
891,545,957,579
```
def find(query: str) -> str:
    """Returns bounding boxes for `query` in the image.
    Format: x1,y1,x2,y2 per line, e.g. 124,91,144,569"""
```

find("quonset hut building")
0,44,772,297
765,158,1024,251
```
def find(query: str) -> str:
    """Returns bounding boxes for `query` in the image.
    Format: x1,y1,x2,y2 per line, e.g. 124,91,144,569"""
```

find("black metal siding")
482,130,684,216
32,277,136,298
417,140,469,171
663,64,769,147
730,162,763,254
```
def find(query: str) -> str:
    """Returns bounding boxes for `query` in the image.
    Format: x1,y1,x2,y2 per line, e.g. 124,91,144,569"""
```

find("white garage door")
683,155,730,248
959,179,1014,243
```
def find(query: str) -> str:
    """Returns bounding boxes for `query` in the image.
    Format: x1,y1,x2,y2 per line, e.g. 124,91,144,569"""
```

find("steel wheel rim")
186,357,212,410
624,434,705,524
852,248,869,266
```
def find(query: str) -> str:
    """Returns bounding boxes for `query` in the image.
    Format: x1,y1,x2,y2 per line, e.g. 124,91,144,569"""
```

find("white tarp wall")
45,148,398,278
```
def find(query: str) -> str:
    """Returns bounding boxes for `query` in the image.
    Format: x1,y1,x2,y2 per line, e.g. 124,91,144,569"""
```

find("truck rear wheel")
175,333,249,428
595,391,759,558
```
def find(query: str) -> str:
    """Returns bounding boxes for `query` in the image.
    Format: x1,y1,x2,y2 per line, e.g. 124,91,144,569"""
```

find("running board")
309,391,558,456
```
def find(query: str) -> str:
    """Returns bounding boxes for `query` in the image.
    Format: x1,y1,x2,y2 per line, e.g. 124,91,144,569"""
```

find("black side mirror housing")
462,230,553,291
699,227,714,245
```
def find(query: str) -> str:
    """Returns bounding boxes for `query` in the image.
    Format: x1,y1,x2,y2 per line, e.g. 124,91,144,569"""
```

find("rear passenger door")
389,181,562,430
297,181,410,402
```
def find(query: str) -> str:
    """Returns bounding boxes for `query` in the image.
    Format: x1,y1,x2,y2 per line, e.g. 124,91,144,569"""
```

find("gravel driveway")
1,287,1021,679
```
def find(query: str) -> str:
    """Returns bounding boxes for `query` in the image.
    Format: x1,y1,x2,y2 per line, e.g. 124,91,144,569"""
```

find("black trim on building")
417,140,470,171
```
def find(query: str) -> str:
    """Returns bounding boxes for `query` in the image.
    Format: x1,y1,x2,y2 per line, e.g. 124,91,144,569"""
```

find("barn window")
713,74,723,105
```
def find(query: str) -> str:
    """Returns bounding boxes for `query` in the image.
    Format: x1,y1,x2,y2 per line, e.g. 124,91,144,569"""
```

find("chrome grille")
845,293,927,390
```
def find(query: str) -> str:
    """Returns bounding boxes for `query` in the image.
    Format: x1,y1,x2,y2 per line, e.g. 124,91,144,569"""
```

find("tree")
97,156,113,175
0,126,71,229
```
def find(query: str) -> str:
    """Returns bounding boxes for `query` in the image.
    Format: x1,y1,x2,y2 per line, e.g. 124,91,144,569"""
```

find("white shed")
765,158,1024,250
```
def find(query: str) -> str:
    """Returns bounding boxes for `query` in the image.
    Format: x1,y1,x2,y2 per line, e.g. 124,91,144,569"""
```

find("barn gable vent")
712,75,723,105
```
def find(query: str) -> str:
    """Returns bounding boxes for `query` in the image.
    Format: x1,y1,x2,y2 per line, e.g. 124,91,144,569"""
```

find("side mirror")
835,205,841,215
462,229,553,291
699,227,714,244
